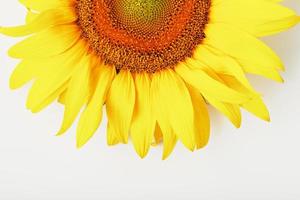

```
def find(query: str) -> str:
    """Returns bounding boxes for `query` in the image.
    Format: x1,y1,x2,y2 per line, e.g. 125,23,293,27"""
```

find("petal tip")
76,141,85,149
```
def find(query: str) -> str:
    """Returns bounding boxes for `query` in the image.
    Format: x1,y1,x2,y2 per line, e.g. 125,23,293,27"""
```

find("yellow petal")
8,24,80,58
151,69,195,152
152,123,163,146
106,70,135,143
0,8,77,37
26,41,86,112
193,45,258,92
187,85,210,149
76,65,115,148
10,59,40,89
204,23,284,82
130,73,155,158
25,10,38,24
151,75,178,159
57,89,67,105
19,0,70,11
205,95,241,128
220,74,270,121
176,63,252,104
31,82,68,113
162,130,177,160
107,123,120,146
210,0,300,36
57,54,91,135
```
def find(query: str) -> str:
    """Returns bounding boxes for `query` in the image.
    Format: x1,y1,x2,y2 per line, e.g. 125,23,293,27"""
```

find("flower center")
112,0,171,37
76,0,211,73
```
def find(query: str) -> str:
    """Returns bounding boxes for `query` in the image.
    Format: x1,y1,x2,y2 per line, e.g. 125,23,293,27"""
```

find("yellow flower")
1,0,299,159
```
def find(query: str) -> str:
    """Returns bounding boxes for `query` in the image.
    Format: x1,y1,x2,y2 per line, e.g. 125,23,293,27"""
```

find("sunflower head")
0,0,299,159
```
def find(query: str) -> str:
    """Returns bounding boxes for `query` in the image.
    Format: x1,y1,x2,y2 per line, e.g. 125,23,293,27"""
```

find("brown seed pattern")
76,0,211,73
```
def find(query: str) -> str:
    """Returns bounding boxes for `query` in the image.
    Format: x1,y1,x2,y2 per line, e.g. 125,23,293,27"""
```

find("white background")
1,1,300,200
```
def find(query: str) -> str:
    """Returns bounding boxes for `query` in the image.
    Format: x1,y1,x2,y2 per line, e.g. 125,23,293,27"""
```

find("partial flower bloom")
0,0,299,159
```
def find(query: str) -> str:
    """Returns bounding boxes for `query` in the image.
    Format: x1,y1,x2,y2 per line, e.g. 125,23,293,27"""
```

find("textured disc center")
76,0,211,73
112,0,170,36
117,0,166,23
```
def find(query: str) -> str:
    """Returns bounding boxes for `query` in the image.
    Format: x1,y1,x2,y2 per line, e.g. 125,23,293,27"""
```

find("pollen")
76,0,211,73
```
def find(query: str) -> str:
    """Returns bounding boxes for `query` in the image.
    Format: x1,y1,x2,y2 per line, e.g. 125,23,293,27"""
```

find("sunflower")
1,0,299,159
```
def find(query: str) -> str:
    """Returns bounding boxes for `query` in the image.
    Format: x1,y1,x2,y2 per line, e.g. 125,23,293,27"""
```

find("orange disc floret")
76,0,211,73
